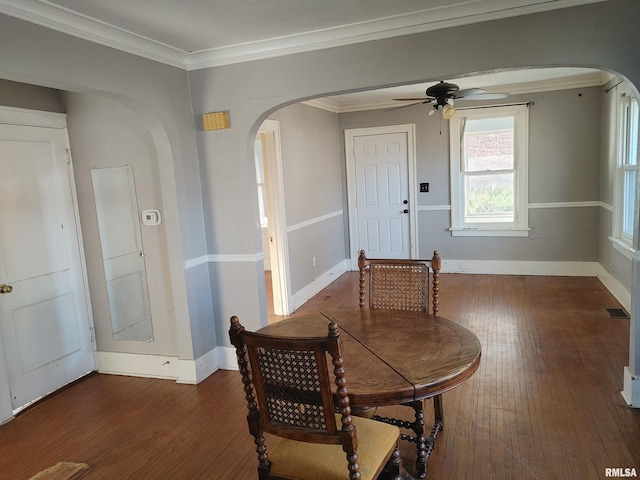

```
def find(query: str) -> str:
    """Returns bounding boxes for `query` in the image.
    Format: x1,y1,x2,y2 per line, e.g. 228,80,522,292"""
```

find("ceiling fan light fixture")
442,104,456,119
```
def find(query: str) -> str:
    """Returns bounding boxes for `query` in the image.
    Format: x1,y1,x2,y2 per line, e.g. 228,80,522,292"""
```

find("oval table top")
257,309,481,408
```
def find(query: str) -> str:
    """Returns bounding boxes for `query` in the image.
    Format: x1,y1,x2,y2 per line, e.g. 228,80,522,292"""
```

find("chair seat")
268,415,400,480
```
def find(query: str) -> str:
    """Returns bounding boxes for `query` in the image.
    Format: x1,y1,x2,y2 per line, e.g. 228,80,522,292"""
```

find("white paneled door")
353,131,411,259
0,115,94,413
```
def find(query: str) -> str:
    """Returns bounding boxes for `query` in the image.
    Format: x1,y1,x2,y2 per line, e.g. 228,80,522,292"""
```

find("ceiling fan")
390,80,508,118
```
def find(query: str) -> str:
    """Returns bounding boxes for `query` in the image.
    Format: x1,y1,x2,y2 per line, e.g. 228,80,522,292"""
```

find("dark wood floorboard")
1,273,639,479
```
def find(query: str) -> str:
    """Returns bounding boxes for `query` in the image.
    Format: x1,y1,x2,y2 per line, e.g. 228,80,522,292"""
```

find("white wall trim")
0,0,606,70
95,351,180,380
177,348,219,384
290,259,349,312
95,349,225,385
206,252,266,263
442,259,599,276
417,204,451,211
184,255,209,270
528,200,601,209
600,201,614,212
302,98,340,114
596,263,632,311
217,346,239,371
610,236,636,261
0,105,67,127
258,119,291,316
287,210,343,233
418,201,607,212
622,366,640,408
184,252,266,270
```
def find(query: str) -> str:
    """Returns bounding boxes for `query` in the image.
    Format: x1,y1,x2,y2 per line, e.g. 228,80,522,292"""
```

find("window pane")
465,173,514,223
623,169,636,237
463,116,514,171
255,136,268,227
254,138,265,183
630,99,638,166
257,185,268,227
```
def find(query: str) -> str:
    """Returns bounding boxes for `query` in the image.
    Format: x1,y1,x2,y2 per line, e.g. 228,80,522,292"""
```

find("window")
615,92,638,247
449,105,529,236
255,135,268,228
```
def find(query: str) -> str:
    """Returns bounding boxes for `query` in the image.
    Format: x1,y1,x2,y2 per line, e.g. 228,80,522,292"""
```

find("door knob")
0,284,13,294
403,209,409,214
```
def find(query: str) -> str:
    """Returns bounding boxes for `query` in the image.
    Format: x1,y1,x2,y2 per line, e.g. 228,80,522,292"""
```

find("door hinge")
65,148,72,164
89,326,96,343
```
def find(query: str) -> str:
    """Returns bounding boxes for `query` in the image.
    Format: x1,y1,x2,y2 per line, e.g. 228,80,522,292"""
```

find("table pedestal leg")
371,398,445,479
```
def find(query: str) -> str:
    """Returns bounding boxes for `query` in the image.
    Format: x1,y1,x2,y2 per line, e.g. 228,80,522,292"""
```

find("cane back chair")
358,250,442,478
229,316,404,480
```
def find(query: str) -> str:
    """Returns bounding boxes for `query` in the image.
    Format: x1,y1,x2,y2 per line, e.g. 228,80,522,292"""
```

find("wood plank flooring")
1,273,639,479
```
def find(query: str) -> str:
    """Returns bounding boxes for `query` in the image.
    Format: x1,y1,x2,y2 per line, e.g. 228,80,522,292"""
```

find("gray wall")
188,0,640,340
268,103,346,294
2,0,640,356
0,14,205,360
338,87,602,262
63,92,179,356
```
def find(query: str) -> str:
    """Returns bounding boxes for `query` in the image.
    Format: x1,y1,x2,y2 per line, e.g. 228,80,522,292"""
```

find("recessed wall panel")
365,219,380,253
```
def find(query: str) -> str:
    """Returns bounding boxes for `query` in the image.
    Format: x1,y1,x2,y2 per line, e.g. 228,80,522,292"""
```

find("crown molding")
492,70,613,96
301,98,341,113
0,0,186,68
185,0,606,70
0,0,606,70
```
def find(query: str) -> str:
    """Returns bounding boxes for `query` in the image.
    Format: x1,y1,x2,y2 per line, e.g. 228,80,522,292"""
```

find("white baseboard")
290,259,349,312
95,351,179,380
441,259,601,276
217,346,239,371
95,348,226,384
622,366,640,408
595,265,632,311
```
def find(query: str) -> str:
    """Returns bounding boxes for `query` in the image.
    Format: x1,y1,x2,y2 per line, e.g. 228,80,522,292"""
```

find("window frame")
449,104,530,237
612,91,639,252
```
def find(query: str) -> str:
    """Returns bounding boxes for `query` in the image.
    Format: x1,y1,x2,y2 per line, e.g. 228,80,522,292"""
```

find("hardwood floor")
2,273,639,479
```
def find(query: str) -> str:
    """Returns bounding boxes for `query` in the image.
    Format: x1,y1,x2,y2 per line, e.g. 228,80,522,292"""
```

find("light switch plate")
142,209,161,226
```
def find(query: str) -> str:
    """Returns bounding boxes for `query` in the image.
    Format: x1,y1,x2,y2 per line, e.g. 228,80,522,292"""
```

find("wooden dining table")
257,308,482,479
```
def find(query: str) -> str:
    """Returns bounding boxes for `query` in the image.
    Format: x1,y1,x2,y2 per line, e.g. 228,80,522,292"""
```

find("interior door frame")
345,124,418,269
0,106,95,423
258,119,292,315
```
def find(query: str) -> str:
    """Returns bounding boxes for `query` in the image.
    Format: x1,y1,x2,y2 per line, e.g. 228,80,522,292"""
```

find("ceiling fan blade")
458,93,509,100
385,101,429,112
454,88,486,98
392,97,434,101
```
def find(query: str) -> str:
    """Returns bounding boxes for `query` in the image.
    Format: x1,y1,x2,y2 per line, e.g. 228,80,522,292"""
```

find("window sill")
609,236,635,260
449,227,530,237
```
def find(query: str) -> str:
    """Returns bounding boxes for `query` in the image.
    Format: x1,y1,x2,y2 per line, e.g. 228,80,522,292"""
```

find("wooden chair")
358,250,442,478
229,316,404,480
358,250,441,316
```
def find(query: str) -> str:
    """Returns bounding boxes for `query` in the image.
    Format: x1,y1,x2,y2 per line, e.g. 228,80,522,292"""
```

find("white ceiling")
0,0,613,109
313,67,614,112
